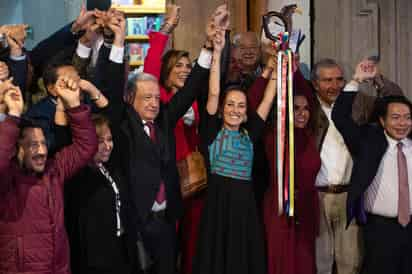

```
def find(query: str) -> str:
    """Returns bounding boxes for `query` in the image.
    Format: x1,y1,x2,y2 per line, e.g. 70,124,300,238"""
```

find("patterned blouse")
209,128,254,181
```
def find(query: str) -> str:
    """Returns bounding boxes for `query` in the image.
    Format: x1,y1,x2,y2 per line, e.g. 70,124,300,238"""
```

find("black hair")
374,95,412,121
42,58,75,91
220,84,248,105
18,118,46,140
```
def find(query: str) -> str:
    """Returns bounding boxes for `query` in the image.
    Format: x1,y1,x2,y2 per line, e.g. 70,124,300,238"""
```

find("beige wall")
313,0,412,97
173,0,247,59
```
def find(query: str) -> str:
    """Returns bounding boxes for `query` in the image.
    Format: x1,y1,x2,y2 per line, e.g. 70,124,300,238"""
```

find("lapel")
313,98,329,151
122,105,161,160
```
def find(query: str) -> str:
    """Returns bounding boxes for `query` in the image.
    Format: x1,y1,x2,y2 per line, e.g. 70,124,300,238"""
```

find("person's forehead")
137,80,160,94
239,34,258,46
318,66,343,77
57,65,77,76
23,128,45,142
294,95,308,105
176,56,191,64
387,103,411,114
226,91,247,102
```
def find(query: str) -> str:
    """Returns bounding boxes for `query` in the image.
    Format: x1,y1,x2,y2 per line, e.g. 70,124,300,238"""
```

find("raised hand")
213,28,225,53
0,24,27,57
214,4,230,30
55,76,81,109
79,15,100,47
106,9,126,47
353,59,377,83
71,1,96,33
3,84,24,117
160,4,181,34
0,61,9,81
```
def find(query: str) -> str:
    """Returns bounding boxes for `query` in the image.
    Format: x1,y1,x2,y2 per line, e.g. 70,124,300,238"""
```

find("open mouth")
32,155,46,166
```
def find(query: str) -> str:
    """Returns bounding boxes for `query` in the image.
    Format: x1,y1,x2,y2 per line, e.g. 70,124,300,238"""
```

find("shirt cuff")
76,42,92,59
9,54,26,61
109,45,125,64
197,49,212,69
344,81,359,92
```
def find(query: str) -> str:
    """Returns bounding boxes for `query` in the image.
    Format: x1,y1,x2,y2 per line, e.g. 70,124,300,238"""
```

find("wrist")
113,36,125,48
8,110,22,117
10,48,23,57
90,92,101,102
79,36,92,48
203,41,213,51
261,68,272,79
64,100,81,109
160,22,174,34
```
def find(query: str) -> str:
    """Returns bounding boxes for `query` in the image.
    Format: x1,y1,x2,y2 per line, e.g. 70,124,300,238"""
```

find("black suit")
332,91,412,274
100,53,209,274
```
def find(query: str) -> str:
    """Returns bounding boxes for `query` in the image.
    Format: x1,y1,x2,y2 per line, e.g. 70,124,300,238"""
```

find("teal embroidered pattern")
209,129,254,181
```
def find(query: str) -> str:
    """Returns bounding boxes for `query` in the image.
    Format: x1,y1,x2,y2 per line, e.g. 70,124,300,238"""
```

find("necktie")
145,122,166,204
397,142,410,227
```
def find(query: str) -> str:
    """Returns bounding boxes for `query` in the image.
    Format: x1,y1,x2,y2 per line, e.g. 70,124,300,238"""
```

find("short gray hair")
232,31,260,47
125,72,158,100
311,58,343,81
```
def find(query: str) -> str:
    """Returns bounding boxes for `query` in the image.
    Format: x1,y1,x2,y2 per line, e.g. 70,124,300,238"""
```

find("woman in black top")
64,114,130,274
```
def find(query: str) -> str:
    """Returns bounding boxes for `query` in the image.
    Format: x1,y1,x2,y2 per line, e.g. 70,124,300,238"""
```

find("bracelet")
91,93,101,102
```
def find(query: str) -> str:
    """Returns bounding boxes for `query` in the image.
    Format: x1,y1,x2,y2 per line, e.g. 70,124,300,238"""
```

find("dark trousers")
142,211,177,274
361,214,412,274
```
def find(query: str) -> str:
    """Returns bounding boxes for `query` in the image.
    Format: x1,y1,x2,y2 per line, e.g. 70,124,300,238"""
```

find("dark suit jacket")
331,91,411,225
100,51,209,234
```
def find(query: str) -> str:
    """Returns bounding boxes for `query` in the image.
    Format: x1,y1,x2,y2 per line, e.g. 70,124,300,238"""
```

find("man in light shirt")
332,59,412,274
310,59,361,274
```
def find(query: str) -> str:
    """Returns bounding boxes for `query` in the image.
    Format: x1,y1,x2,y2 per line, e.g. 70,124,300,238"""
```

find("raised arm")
0,82,24,195
95,10,127,125
0,24,28,91
143,5,180,79
206,29,225,115
256,66,277,121
332,59,378,156
52,76,97,183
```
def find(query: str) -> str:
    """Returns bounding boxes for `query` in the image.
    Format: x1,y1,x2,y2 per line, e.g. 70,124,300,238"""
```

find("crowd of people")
0,2,411,274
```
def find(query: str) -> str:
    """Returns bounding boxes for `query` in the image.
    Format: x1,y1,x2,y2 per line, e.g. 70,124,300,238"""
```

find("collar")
317,95,334,110
384,131,412,149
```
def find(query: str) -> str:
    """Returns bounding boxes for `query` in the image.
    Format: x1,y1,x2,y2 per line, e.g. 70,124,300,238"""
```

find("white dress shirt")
76,38,125,65
365,134,412,217
315,100,353,187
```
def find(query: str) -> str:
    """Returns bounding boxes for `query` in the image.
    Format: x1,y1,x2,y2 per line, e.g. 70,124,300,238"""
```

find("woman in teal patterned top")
192,27,278,274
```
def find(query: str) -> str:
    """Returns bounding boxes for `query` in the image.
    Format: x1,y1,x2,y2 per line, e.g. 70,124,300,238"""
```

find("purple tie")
397,142,410,227
146,122,166,204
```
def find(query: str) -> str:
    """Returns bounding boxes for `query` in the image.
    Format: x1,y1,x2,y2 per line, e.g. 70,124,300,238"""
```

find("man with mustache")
230,32,262,89
0,77,97,274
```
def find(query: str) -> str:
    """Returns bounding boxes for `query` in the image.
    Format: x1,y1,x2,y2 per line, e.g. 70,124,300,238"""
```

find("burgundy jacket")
0,105,97,274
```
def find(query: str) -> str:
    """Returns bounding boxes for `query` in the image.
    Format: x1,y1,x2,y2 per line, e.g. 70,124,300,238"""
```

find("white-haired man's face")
133,80,160,122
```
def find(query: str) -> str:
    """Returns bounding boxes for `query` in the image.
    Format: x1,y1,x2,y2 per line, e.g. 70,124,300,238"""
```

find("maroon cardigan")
0,105,97,274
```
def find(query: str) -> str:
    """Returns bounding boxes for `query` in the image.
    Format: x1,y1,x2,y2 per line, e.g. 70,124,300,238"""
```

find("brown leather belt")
317,185,350,194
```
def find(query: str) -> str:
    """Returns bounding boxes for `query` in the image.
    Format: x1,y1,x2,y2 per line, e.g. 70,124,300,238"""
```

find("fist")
0,62,9,81
4,85,24,117
55,76,81,109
